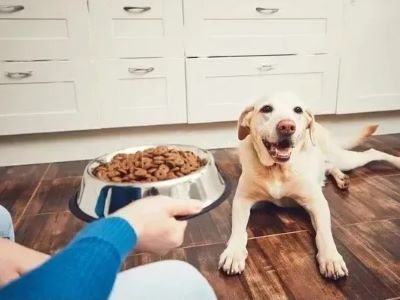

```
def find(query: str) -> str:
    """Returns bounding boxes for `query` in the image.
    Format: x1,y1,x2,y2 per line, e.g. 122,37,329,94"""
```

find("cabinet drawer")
91,0,184,58
0,0,89,60
97,58,186,127
184,0,341,56
0,61,97,135
186,55,339,123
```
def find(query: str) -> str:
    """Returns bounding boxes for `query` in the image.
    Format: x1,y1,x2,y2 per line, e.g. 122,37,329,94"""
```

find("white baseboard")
1,111,399,166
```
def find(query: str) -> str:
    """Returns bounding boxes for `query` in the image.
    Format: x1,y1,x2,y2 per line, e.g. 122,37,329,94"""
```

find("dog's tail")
339,124,379,149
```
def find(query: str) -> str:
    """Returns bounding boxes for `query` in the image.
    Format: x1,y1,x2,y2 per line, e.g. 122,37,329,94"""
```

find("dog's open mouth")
262,138,293,162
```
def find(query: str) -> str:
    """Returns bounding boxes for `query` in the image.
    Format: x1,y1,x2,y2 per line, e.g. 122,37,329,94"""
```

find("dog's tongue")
275,147,291,158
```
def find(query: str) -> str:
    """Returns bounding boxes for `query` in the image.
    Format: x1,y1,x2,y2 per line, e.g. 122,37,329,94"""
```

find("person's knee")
158,260,196,272
0,205,14,240
157,260,216,299
156,260,202,279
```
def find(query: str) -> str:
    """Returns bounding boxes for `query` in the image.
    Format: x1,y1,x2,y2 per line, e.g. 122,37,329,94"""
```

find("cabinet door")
337,0,400,114
97,58,187,128
90,0,184,58
0,0,89,60
186,55,339,123
184,0,342,56
0,61,98,135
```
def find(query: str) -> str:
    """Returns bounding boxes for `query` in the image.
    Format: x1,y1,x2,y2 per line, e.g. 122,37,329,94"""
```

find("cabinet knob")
123,6,151,13
0,5,24,13
255,7,279,15
5,71,32,79
128,67,154,74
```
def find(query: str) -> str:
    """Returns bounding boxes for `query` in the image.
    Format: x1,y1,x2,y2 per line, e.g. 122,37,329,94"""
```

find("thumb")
166,199,204,217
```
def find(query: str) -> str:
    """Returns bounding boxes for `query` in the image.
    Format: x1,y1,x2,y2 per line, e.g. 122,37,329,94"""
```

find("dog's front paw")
317,251,348,280
218,246,248,275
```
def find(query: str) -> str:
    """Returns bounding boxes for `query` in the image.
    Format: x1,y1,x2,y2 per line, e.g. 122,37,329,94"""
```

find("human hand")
112,195,203,255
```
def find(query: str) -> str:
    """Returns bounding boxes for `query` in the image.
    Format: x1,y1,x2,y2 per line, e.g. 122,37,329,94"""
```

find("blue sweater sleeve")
0,217,137,300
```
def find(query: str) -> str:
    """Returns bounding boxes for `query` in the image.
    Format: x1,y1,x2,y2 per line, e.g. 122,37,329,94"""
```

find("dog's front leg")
219,189,253,275
302,190,348,280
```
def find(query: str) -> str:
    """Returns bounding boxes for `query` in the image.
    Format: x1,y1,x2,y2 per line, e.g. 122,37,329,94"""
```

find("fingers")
174,220,188,247
165,198,204,217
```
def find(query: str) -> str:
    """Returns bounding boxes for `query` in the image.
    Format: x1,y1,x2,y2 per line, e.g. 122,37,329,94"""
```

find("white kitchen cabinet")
337,0,400,114
0,0,89,60
97,58,187,127
0,61,98,135
184,0,342,56
186,55,339,123
90,0,184,58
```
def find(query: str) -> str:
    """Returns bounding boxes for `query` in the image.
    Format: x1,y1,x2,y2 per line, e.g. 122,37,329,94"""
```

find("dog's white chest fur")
266,178,287,199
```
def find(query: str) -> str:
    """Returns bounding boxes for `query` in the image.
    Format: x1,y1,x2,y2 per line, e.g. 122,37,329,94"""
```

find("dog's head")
238,92,314,165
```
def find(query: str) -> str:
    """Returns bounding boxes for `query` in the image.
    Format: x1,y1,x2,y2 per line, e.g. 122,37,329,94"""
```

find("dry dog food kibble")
93,146,205,183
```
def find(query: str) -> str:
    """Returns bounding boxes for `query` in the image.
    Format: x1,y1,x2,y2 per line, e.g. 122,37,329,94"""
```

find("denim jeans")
109,260,217,300
0,205,14,241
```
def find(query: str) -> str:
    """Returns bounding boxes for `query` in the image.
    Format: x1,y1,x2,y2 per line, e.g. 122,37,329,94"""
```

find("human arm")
0,196,202,300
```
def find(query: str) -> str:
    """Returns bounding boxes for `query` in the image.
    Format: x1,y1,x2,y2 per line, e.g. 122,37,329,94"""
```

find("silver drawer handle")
258,65,275,72
5,71,32,79
256,7,279,15
128,67,154,74
123,6,151,13
0,5,24,13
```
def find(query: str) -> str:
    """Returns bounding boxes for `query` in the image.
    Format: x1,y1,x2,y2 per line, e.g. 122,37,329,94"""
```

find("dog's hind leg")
326,162,350,190
329,148,400,172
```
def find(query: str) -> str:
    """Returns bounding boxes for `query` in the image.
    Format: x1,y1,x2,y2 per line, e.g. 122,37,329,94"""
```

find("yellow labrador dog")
219,92,400,280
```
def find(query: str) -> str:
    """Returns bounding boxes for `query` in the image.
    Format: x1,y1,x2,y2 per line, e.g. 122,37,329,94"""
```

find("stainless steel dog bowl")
70,145,229,221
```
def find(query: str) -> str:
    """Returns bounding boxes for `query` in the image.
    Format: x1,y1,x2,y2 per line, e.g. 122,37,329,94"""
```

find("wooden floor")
1,134,400,300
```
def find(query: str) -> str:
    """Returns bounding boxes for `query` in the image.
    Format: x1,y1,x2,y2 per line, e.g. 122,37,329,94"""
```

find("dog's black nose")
277,120,296,136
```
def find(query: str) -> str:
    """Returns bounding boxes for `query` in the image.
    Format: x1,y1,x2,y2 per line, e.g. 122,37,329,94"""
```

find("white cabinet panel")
0,61,98,135
0,0,89,60
97,58,186,127
186,55,339,123
90,0,184,58
337,0,400,114
184,0,342,56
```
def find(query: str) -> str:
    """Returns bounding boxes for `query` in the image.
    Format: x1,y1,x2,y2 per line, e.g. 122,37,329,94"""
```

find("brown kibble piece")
111,177,122,182
148,168,157,174
180,164,191,175
134,168,147,177
159,164,170,173
155,169,168,180
142,157,153,169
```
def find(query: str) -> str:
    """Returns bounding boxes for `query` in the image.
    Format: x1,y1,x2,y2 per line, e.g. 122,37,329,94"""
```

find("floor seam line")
15,164,51,227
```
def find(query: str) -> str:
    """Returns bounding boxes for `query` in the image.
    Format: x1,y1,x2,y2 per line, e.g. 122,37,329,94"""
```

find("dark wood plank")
0,164,49,217
44,160,88,179
0,164,49,181
335,219,400,297
325,174,400,227
23,177,81,216
361,175,400,204
15,212,84,255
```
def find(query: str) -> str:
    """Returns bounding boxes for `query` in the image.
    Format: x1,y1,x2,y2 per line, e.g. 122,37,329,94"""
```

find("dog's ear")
306,110,316,146
238,106,254,140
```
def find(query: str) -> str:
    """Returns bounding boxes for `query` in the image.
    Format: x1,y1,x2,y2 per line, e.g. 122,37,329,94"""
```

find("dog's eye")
260,105,273,113
294,106,303,114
